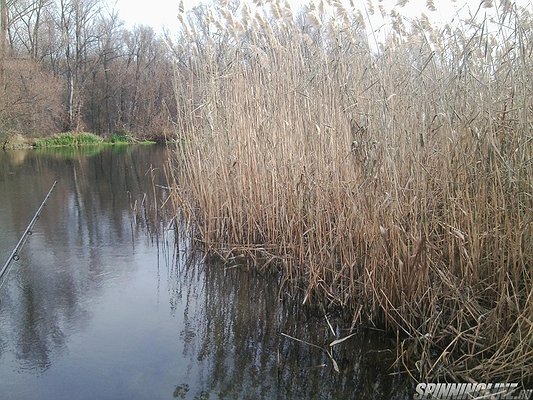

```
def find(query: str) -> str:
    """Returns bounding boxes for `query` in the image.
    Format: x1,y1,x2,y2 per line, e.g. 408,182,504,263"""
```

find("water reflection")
0,146,410,399
0,146,167,394
167,245,409,399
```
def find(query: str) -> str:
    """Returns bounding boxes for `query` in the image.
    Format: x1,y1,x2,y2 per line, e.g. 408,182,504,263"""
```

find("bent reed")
167,0,533,382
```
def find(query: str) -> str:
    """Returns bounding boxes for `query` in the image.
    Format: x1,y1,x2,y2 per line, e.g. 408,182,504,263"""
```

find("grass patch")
107,132,132,144
34,132,103,147
33,131,156,148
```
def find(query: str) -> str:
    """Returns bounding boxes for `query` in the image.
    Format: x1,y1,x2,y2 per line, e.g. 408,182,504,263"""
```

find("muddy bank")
1,134,33,150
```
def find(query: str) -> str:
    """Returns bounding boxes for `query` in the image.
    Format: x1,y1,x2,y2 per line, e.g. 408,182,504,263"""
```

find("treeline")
0,0,175,140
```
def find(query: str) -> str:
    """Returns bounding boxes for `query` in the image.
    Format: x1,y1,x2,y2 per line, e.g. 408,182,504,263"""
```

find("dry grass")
166,0,533,382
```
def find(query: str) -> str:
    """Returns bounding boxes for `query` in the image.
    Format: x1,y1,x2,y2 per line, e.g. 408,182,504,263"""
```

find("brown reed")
167,0,533,382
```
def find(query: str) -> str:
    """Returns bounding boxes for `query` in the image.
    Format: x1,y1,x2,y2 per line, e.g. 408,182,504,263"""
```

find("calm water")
0,146,410,399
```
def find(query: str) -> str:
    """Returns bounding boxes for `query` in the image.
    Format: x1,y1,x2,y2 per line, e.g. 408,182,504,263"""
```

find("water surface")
0,146,410,399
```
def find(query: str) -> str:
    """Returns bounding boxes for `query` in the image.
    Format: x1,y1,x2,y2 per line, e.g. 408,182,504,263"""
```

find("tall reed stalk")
167,0,533,381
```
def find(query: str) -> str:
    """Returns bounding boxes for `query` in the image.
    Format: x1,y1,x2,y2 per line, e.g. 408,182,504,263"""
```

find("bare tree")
0,0,7,88
7,0,52,58
97,8,122,133
58,0,101,131
119,25,173,135
83,6,122,133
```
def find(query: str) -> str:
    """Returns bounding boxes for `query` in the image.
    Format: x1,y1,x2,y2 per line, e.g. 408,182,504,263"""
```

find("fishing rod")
0,180,58,289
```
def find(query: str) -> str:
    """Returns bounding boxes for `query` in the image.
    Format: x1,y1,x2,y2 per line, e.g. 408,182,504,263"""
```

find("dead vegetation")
166,0,533,382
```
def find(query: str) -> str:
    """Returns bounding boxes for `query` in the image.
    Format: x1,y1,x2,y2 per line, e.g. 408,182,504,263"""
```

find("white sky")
110,0,532,33
110,0,180,30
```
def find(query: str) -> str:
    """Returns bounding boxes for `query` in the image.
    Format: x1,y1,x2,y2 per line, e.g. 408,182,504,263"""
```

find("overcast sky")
109,0,531,33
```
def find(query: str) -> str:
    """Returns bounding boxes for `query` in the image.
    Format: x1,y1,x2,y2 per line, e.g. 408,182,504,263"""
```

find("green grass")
33,131,156,148
107,132,132,144
34,132,104,147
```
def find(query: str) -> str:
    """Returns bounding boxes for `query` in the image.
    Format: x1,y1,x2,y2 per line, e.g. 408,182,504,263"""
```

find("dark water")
0,146,411,399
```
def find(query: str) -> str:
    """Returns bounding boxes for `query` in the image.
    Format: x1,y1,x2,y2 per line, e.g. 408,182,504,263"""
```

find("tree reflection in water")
0,146,162,379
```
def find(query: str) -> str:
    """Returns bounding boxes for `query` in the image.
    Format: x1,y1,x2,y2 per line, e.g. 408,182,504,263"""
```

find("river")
0,146,409,399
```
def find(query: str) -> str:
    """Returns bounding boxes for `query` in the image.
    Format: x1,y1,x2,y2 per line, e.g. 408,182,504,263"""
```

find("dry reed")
167,0,533,382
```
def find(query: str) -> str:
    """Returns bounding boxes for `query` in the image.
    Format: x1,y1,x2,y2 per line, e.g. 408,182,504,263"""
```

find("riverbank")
2,132,158,150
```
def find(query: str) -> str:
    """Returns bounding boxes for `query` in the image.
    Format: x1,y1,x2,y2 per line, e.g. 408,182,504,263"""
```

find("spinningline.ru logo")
414,383,533,400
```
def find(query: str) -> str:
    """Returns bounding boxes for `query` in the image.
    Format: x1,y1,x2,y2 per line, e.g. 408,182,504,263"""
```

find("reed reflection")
166,236,409,400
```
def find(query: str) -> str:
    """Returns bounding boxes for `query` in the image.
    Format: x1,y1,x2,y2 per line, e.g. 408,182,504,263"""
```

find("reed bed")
166,0,533,382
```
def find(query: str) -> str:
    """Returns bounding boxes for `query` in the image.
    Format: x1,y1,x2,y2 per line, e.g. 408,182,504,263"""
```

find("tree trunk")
0,0,7,89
